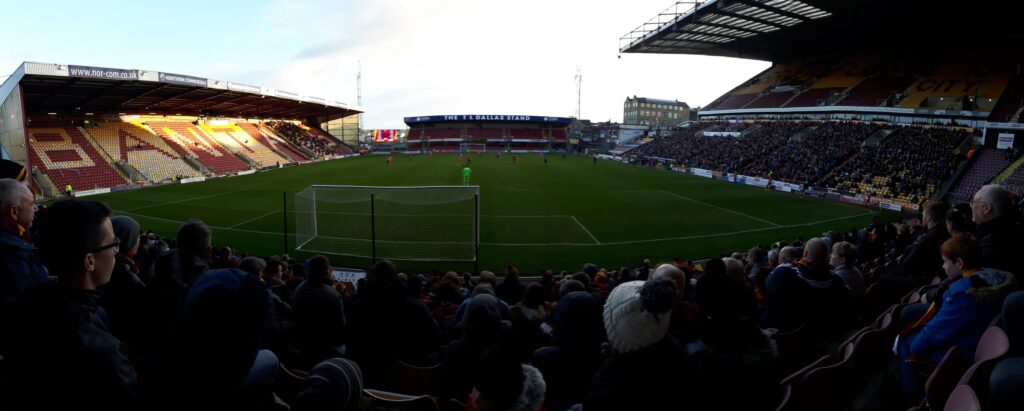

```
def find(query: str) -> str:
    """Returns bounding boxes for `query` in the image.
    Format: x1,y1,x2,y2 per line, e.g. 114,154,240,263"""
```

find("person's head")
177,219,212,260
748,247,766,266
0,178,36,233
239,256,266,279
947,206,971,235
722,257,745,284
581,263,598,279
34,199,115,290
306,255,332,280
569,272,590,288
779,246,801,264
767,248,780,266
522,282,546,309
479,270,497,286
110,215,141,258
940,234,983,279
972,184,1012,224
603,280,677,354
292,358,364,411
472,345,546,411
558,279,586,299
552,291,605,350
472,283,496,297
830,241,857,268
264,258,284,281
442,271,462,288
436,281,462,305
368,260,398,284
922,201,949,229
650,264,686,300
802,238,829,266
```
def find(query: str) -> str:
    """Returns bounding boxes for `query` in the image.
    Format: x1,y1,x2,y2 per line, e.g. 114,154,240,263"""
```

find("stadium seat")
27,127,129,191
378,360,441,397
911,346,967,411
363,389,439,411
147,121,250,175
942,385,981,411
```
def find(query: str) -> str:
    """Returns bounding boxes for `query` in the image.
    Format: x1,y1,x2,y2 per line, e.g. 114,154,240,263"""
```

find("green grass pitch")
90,153,882,273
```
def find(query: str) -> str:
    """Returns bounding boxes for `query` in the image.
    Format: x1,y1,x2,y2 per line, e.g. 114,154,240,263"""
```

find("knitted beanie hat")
293,358,364,411
603,280,677,354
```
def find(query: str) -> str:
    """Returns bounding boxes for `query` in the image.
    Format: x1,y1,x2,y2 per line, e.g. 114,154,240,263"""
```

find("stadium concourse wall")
596,154,916,213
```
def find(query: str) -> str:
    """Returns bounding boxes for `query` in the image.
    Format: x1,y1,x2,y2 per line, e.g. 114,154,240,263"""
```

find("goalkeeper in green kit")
462,165,472,186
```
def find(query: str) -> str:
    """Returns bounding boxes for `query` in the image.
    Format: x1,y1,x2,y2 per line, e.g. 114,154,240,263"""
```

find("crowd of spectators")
2,172,1023,410
823,125,967,203
265,121,341,158
629,121,969,203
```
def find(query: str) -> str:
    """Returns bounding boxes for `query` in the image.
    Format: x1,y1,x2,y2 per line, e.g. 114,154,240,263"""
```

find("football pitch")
91,153,883,273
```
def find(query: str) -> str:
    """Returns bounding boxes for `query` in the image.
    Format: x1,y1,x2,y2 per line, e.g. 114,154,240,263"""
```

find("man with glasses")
1,199,138,410
971,184,1023,276
0,178,49,300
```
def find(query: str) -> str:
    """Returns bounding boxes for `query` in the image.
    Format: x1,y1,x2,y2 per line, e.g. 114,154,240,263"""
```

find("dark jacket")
583,337,697,411
762,261,853,336
346,280,440,384
532,291,605,411
910,268,1016,362
98,255,147,360
900,224,950,282
291,276,346,364
975,214,1024,276
439,294,505,404
0,230,49,301
138,249,209,363
1,283,138,411
495,277,526,306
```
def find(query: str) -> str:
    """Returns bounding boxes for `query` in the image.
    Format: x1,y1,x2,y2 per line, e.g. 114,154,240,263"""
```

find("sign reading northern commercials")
159,72,209,87
405,115,573,125
68,65,139,80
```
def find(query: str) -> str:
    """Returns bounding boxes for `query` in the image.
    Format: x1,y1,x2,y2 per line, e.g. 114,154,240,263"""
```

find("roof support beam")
710,10,785,29
735,1,810,22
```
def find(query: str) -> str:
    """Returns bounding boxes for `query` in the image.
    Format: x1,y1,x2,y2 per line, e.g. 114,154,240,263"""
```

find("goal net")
294,185,479,262
460,143,487,153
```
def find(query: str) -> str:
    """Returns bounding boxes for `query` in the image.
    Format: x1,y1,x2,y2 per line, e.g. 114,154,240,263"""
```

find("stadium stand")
26,127,129,191
237,122,311,162
946,148,1014,203
86,122,202,183
147,121,251,175
201,124,289,168
266,121,349,156
822,125,967,203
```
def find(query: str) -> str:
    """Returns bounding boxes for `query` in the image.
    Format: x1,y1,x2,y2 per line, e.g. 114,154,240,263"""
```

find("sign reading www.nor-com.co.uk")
68,65,139,80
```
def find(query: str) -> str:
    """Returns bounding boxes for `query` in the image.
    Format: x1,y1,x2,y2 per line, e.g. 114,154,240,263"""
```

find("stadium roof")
620,0,1021,61
0,62,362,122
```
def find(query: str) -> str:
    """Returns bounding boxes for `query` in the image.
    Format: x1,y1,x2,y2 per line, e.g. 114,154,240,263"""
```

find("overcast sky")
2,0,769,129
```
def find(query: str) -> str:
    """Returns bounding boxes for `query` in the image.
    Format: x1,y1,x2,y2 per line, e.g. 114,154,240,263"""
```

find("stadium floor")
91,153,884,273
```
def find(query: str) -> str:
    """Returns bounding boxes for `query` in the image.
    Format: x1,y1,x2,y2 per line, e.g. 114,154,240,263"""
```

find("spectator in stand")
532,291,605,411
558,279,586,299
98,216,147,359
747,247,771,295
496,265,526,306
971,185,1024,276
439,293,506,405
762,238,853,338
584,280,697,411
239,256,265,279
263,256,292,304
469,345,546,411
897,234,1015,401
651,264,704,345
142,220,213,360
212,246,239,269
291,255,346,368
508,282,551,361
900,201,951,283
779,246,801,265
431,281,462,337
346,260,440,384
145,268,277,410
0,178,48,301
946,204,972,237
830,241,865,298
291,358,364,411
2,199,138,410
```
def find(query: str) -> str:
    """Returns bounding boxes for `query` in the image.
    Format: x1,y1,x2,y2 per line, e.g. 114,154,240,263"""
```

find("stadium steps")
113,161,146,183
30,169,59,198
787,125,817,143
863,129,895,147
78,126,131,181
992,154,1024,184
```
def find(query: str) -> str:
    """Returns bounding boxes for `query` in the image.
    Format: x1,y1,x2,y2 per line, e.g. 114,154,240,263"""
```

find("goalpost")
460,143,486,153
294,185,480,267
